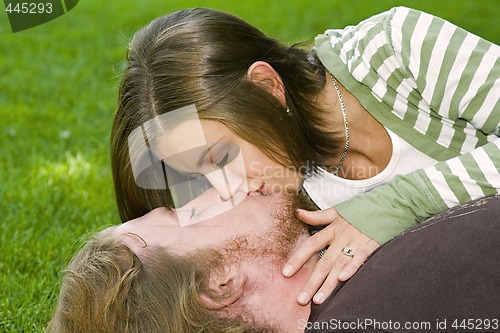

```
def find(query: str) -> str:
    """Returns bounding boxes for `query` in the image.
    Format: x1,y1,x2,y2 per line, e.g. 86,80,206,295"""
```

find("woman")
111,7,499,305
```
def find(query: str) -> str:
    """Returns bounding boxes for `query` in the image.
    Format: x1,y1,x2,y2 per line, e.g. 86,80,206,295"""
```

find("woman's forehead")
155,119,209,157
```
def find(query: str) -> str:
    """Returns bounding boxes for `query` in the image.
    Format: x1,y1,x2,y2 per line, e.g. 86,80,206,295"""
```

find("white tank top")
303,129,438,209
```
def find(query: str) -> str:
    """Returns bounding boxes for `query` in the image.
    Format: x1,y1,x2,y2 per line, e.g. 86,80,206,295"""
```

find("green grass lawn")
0,0,498,331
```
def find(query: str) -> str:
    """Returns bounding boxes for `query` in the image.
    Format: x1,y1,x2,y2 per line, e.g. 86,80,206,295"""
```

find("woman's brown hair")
111,8,340,221
45,228,272,333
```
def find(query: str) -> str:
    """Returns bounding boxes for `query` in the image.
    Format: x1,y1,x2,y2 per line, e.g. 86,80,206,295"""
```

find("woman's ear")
247,61,286,106
198,265,247,310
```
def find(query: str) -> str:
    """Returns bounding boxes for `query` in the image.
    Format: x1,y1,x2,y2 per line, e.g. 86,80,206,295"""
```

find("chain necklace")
329,74,349,176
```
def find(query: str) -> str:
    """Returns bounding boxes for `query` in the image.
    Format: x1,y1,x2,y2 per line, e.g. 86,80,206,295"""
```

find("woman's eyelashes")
212,143,240,170
215,152,230,169
208,145,231,170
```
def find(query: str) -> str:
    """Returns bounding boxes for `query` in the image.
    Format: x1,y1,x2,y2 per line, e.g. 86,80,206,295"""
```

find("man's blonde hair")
45,227,263,333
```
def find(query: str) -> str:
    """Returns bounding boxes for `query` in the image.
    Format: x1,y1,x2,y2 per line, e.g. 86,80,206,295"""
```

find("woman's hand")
282,207,380,305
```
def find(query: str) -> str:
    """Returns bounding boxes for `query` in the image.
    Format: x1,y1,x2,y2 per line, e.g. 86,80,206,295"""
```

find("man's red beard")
190,193,314,332
218,193,313,266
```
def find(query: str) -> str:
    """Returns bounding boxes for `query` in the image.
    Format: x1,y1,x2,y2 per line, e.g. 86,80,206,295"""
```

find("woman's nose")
205,167,246,202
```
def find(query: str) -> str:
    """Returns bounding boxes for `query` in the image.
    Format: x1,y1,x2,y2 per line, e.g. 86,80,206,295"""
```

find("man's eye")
173,208,196,224
186,173,203,180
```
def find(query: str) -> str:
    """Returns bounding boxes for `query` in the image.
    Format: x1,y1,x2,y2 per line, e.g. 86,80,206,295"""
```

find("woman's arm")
334,7,500,243
286,7,499,305
336,139,500,243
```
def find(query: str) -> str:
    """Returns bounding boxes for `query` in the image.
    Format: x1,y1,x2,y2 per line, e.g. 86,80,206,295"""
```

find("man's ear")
198,265,247,310
247,61,286,106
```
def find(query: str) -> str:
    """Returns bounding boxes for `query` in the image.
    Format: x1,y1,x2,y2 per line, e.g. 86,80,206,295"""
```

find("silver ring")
318,247,328,258
341,247,354,257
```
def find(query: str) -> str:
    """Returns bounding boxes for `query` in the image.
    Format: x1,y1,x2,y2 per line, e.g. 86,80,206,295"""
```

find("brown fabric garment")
306,195,500,333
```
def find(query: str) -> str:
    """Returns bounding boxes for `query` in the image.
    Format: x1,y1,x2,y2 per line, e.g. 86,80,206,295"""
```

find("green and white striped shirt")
315,6,499,243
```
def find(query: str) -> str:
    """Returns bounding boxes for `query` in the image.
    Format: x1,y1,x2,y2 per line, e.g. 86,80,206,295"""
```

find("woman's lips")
246,183,267,196
258,183,270,196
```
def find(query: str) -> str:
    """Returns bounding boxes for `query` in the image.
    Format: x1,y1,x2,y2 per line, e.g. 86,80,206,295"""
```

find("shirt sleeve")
333,7,500,244
336,139,500,244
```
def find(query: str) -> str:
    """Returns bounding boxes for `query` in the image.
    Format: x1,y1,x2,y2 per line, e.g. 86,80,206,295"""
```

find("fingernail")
282,264,293,277
297,292,310,305
338,272,349,281
296,208,306,215
313,292,325,304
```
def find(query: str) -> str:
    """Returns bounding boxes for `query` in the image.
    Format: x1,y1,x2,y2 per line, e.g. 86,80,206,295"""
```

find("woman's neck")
316,75,392,180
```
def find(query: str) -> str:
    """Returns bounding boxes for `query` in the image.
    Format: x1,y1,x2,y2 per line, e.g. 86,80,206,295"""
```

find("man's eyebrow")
196,139,222,167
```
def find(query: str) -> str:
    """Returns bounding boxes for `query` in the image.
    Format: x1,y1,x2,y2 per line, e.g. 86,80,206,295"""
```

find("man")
47,192,314,332
47,193,500,332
